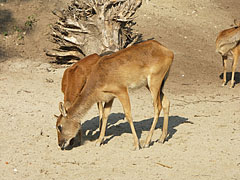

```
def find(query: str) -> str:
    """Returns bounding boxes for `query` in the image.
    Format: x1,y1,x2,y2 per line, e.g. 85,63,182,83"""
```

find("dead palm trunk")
46,0,142,62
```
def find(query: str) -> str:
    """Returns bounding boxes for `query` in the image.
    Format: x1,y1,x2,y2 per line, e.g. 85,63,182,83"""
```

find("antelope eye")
57,125,62,132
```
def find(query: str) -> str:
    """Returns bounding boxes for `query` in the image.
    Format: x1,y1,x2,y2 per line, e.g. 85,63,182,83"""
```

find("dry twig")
156,162,173,169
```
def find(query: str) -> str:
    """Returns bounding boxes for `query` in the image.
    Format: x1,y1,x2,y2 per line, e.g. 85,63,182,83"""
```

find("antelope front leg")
97,102,104,131
222,56,227,86
230,49,239,88
95,99,114,147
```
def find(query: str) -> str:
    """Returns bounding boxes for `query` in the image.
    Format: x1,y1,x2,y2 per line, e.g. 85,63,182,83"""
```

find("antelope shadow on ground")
0,49,5,62
219,72,240,87
0,9,14,34
76,113,191,148
0,9,14,61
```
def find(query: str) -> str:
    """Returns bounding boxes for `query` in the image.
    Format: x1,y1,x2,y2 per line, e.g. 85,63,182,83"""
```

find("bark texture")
47,0,142,61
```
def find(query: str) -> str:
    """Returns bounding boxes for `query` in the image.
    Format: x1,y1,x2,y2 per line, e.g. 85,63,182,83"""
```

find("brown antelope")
61,53,103,131
216,21,240,88
56,40,174,150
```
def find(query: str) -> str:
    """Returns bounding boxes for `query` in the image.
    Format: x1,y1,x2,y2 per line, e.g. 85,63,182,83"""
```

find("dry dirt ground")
0,0,240,179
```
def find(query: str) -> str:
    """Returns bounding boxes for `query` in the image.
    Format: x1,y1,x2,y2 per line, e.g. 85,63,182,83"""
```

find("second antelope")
56,40,174,150
216,21,240,88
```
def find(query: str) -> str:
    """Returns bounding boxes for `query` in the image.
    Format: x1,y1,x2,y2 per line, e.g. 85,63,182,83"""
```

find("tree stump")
46,0,143,62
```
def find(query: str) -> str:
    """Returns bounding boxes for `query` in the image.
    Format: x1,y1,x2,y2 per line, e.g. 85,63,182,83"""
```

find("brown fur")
216,25,240,88
56,40,174,150
61,53,104,131
62,53,100,109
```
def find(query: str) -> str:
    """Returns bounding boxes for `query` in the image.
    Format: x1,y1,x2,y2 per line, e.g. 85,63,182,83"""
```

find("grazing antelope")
61,53,103,131
216,21,240,88
56,40,174,150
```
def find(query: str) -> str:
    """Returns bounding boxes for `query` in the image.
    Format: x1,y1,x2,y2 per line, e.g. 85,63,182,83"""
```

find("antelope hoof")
143,143,150,148
132,140,141,150
95,141,102,147
132,144,140,151
229,80,235,88
142,139,151,148
222,82,226,86
95,139,104,147
158,139,164,144
159,135,166,144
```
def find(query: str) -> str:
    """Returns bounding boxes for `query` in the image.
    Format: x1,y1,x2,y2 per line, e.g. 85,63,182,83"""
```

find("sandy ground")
0,0,240,179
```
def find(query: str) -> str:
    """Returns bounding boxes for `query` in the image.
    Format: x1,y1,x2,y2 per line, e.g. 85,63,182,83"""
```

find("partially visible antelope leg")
143,76,162,148
143,94,161,148
116,89,140,150
95,99,114,147
222,56,227,86
159,93,170,143
97,102,104,131
230,48,239,88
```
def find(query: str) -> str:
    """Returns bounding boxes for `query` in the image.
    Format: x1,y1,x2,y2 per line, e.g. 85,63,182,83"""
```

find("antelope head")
56,102,81,150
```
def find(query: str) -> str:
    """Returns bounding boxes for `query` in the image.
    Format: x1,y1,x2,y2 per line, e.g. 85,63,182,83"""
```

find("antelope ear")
59,102,67,117
64,101,71,111
54,114,59,118
234,19,240,27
